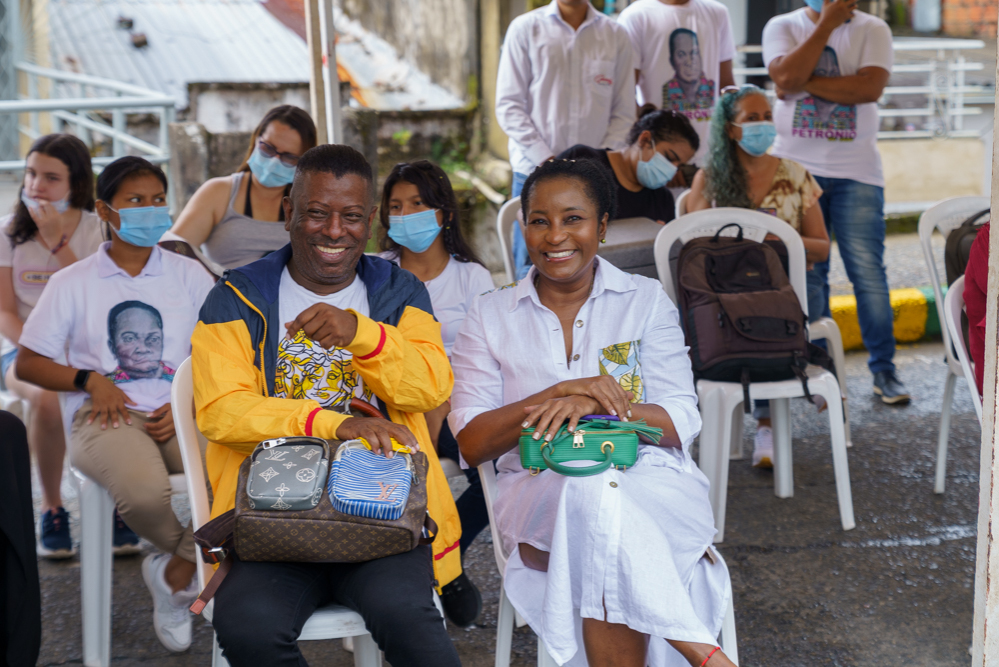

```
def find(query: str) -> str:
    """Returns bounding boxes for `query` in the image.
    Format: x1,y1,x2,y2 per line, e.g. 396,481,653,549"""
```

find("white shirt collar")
544,1,600,31
511,256,637,312
95,242,165,279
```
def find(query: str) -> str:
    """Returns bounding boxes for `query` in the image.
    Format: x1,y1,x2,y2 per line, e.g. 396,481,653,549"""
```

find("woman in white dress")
448,158,736,667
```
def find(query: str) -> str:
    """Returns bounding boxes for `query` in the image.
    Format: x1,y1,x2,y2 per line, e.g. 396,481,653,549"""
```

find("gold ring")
601,441,615,454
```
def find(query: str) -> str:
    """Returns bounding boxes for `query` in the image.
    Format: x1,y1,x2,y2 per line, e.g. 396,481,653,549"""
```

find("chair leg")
352,633,382,667
820,375,855,531
537,638,559,667
212,633,231,667
728,400,744,461
771,398,793,499
720,597,738,666
495,586,515,667
935,371,958,494
79,477,114,667
821,317,852,449
697,385,732,543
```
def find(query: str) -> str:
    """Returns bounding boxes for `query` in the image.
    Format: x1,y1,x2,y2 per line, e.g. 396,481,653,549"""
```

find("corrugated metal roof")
47,0,465,111
48,0,310,109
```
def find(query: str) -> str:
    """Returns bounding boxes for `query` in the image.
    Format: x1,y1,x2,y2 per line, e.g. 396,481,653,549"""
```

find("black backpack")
675,223,833,412
944,209,989,285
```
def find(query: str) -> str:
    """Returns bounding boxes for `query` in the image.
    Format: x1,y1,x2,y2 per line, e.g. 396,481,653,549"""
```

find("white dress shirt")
448,258,728,665
496,2,637,176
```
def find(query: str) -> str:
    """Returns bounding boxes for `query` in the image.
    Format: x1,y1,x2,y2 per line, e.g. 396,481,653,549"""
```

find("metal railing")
0,62,176,172
734,38,988,140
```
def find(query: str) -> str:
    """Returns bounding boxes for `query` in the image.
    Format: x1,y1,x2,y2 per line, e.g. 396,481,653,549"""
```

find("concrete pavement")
27,339,980,666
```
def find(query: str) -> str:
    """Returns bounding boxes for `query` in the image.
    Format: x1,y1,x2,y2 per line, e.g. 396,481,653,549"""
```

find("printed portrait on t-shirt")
661,29,715,118
274,331,373,409
791,47,857,140
105,300,175,383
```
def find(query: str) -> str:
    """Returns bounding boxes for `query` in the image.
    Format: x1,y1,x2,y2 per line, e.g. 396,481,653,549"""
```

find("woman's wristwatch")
73,369,92,392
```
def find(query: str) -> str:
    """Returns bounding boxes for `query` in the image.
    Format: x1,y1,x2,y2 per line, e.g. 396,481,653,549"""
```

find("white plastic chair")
170,357,383,667
477,463,738,666
917,196,990,493
940,275,983,485
496,197,521,285
654,209,855,542
675,189,690,218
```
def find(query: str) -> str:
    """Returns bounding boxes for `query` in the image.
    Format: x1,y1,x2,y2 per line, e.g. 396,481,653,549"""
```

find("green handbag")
519,418,663,477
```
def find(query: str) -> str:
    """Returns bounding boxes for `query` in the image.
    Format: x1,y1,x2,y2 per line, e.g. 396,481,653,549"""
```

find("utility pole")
304,0,342,145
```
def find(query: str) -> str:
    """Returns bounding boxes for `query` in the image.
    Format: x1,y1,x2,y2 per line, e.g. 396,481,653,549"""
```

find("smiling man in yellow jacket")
190,144,462,666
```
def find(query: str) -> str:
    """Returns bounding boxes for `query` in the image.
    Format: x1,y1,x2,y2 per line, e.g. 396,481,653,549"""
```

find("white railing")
0,62,176,172
734,38,987,140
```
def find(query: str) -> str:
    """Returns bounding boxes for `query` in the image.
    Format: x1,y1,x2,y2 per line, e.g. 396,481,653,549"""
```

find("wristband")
700,647,720,667
50,234,69,255
73,369,92,392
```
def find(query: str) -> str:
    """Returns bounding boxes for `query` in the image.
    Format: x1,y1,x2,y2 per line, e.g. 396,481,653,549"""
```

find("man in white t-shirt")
619,0,737,165
764,0,908,404
496,0,636,279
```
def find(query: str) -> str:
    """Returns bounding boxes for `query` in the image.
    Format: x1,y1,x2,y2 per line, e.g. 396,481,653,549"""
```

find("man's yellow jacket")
190,246,462,588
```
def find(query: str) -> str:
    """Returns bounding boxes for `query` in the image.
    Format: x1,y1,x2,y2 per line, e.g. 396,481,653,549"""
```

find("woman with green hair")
687,83,829,470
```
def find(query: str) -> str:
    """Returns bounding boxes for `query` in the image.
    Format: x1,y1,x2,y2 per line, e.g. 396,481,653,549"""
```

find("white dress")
448,258,730,666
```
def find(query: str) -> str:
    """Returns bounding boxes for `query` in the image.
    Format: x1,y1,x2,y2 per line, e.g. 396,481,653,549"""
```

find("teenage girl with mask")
171,105,317,269
16,156,215,654
687,84,830,468
376,160,494,628
557,106,700,224
0,134,116,559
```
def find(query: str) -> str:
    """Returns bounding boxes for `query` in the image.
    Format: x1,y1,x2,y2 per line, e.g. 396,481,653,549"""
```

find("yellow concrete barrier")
829,288,929,351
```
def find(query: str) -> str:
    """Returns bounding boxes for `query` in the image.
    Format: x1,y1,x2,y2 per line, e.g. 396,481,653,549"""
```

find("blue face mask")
636,150,678,190
21,191,70,214
804,0,824,11
110,205,173,247
388,209,443,254
734,121,777,157
248,148,297,188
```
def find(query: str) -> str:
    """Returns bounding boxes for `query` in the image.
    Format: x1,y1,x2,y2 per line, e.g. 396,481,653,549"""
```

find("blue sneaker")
113,510,142,556
37,507,75,559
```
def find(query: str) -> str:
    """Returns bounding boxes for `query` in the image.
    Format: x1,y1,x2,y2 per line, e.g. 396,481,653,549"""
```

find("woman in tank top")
170,106,317,270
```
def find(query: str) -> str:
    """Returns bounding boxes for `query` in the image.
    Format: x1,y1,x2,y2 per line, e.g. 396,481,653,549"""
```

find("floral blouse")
756,158,823,231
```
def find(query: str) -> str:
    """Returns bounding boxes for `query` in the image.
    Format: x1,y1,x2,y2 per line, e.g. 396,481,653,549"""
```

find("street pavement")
28,339,980,666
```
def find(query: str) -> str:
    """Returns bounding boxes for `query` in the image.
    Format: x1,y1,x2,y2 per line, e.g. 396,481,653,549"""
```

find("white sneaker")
141,553,197,652
753,426,774,469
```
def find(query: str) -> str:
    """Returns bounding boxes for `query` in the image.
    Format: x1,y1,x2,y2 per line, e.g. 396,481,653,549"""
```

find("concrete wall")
340,0,478,105
880,137,984,205
187,83,311,133
941,0,998,36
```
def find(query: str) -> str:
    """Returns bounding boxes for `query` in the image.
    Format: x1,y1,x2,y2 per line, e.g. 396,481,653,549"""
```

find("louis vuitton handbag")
189,435,436,615
519,417,663,477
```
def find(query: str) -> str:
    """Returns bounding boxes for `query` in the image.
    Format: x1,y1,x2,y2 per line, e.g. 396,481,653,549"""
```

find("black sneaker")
113,510,142,556
37,507,75,559
873,370,911,405
439,572,482,628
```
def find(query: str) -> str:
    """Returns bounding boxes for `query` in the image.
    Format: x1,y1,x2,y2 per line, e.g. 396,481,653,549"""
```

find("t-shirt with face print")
763,9,893,187
619,0,737,165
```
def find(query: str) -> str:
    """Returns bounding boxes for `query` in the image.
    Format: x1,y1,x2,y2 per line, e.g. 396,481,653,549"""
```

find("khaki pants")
70,400,195,563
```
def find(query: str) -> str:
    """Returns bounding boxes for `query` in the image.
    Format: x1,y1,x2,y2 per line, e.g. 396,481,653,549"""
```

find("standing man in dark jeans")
191,144,462,666
764,0,909,404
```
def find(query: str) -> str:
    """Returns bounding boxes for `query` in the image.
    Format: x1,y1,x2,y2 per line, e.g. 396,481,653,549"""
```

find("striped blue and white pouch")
327,440,414,521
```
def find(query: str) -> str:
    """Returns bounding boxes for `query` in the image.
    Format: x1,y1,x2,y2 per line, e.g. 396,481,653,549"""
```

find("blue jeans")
809,176,895,375
511,171,531,280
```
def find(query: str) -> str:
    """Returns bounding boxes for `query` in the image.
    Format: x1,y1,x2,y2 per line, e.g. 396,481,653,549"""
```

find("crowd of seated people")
2,0,900,659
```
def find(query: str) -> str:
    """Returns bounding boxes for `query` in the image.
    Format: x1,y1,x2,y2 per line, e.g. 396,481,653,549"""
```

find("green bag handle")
540,438,614,477
537,419,664,477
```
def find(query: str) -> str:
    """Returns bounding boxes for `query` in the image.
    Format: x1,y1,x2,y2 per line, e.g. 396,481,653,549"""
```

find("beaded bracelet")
700,646,720,667
50,234,69,255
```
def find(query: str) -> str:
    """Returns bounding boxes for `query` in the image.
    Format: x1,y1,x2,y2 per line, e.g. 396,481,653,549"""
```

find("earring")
600,238,607,244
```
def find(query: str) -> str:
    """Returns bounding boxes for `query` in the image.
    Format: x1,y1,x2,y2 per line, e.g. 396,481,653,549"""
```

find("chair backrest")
918,196,991,375
943,275,983,424
170,356,214,591
675,189,690,218
476,463,509,575
653,208,809,315
496,197,521,285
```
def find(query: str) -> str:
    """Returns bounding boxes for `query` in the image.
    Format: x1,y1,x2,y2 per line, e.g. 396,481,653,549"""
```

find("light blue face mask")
636,150,678,190
109,205,173,247
388,209,443,254
804,0,824,10
734,121,777,157
248,148,297,188
21,191,70,214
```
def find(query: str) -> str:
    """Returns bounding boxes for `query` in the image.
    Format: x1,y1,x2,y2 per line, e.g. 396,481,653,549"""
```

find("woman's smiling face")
523,175,607,284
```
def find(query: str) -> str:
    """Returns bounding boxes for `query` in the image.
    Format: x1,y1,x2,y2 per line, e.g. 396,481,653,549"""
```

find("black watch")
73,369,92,392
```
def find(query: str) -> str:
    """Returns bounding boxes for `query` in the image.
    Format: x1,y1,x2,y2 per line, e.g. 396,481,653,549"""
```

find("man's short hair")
292,144,374,196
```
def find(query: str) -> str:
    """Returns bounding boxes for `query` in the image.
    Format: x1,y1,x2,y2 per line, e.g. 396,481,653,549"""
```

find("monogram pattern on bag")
245,441,330,512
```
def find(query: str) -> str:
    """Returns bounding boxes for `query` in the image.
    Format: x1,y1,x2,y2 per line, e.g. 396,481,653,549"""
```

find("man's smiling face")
284,170,376,295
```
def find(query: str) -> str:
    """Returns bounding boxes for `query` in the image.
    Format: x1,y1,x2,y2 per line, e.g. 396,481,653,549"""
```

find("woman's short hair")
626,104,700,153
237,105,318,173
520,158,618,224
96,156,168,204
705,84,770,209
378,160,484,265
7,133,95,246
